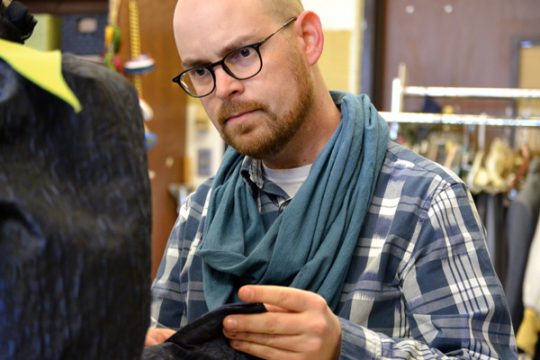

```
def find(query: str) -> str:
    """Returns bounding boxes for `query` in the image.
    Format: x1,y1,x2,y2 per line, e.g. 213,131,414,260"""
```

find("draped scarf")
197,92,389,310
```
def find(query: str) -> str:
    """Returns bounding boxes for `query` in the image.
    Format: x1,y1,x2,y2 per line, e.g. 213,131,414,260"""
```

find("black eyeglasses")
172,17,297,98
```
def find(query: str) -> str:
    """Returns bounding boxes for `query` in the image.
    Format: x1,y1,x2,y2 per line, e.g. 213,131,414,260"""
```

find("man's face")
174,0,314,160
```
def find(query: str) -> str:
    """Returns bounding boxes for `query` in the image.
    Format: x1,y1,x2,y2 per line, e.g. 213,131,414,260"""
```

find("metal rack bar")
385,64,540,138
403,86,540,99
380,112,540,127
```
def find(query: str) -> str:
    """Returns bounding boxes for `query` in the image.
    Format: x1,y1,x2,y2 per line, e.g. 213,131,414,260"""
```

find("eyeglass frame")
172,16,297,98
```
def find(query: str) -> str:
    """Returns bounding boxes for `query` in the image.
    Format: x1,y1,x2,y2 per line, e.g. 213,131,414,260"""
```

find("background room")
18,1,540,357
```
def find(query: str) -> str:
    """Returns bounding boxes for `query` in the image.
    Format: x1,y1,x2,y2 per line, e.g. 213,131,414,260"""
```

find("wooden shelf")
25,0,108,14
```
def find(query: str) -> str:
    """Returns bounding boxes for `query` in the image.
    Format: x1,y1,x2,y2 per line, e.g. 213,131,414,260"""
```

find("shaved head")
173,0,306,66
175,0,304,24
262,0,304,21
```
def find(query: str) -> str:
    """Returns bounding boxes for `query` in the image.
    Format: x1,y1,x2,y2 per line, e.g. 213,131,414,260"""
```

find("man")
147,0,517,358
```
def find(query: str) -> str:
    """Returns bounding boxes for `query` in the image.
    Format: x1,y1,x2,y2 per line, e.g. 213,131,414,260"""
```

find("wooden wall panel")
117,0,186,278
379,0,540,113
24,0,107,14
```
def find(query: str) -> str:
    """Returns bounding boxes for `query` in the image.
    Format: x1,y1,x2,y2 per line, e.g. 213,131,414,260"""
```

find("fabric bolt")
0,54,151,359
505,158,540,332
143,303,266,360
151,92,516,359
198,93,389,311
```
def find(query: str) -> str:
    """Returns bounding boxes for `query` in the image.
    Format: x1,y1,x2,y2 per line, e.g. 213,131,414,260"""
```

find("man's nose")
213,66,244,99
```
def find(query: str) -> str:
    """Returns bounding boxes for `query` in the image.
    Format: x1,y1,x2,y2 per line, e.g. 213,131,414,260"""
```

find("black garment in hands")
143,303,267,360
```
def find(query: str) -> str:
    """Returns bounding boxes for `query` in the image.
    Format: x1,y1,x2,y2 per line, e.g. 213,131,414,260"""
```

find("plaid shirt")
151,141,516,359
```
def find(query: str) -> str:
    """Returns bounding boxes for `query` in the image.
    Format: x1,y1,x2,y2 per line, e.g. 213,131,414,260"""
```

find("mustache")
217,101,267,124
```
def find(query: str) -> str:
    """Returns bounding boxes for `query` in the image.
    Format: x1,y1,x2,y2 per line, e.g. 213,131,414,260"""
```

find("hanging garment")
472,192,508,283
0,49,151,359
505,158,540,332
143,303,266,360
523,215,540,321
517,215,540,359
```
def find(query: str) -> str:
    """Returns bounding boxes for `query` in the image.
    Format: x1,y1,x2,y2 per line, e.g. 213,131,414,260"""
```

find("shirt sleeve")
338,182,517,359
149,195,193,329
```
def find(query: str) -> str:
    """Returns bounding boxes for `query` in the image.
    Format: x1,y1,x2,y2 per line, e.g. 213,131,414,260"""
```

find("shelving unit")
379,112,540,128
380,64,540,138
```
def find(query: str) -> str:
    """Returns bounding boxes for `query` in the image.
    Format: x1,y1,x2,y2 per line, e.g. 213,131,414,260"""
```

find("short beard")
217,54,314,159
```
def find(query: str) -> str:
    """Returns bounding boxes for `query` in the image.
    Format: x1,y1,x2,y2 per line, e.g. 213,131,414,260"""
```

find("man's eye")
227,47,256,64
192,68,209,77
238,47,254,58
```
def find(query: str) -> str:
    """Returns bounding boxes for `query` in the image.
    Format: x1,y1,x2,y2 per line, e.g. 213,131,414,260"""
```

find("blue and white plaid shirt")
151,141,516,359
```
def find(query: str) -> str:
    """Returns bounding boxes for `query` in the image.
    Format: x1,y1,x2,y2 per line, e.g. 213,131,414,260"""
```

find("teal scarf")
197,92,389,310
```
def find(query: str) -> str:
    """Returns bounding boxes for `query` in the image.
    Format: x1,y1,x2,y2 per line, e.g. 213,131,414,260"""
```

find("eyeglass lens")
180,46,263,97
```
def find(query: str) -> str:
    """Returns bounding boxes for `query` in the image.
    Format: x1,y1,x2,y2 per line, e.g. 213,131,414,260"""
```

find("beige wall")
319,30,353,91
519,46,540,117
517,45,540,154
305,0,364,93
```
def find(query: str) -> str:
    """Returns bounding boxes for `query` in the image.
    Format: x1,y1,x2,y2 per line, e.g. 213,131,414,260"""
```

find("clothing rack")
381,64,540,136
379,112,540,128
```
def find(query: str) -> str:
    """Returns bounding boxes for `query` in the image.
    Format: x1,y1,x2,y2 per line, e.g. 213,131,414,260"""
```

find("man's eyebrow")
181,58,206,69
181,34,257,69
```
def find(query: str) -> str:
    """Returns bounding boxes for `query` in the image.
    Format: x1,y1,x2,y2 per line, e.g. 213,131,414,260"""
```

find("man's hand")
144,327,175,346
222,285,342,360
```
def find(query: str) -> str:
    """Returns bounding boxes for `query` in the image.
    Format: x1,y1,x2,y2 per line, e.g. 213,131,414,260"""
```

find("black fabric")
0,0,36,42
0,55,151,359
142,303,267,360
473,193,508,283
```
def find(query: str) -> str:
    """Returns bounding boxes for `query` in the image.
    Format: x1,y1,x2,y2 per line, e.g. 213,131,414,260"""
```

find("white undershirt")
262,163,312,198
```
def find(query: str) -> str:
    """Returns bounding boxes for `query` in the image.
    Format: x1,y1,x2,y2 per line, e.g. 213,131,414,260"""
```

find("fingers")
224,324,340,359
226,285,332,335
229,337,301,360
225,286,342,359
225,331,304,351
238,285,327,312
224,311,303,335
144,327,176,346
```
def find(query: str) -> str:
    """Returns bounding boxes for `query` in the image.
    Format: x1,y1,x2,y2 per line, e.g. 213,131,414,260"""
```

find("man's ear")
294,11,324,66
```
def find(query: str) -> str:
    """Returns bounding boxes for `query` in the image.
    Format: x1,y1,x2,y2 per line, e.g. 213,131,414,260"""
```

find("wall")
303,0,363,93
519,44,540,117
516,43,540,154
116,0,186,278
379,0,540,113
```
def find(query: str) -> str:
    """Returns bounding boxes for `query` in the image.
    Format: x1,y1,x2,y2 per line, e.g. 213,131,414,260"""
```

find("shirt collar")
240,156,265,189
